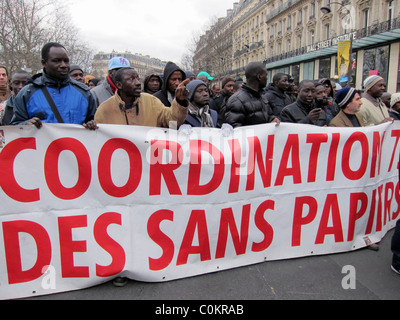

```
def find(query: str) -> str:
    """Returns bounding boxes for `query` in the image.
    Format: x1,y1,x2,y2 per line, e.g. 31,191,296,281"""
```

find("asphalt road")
24,228,399,301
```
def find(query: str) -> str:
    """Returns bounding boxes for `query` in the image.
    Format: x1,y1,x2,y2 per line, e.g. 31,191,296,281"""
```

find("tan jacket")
329,110,365,127
95,91,188,128
359,93,389,126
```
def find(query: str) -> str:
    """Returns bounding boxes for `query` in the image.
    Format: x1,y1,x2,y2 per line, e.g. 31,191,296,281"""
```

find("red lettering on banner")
384,182,394,226
246,136,274,191
149,140,183,195
326,133,340,181
2,220,51,284
252,200,275,252
94,212,125,277
347,193,368,241
388,130,400,172
215,204,251,259
275,134,301,186
177,210,211,266
45,138,91,200
147,209,175,271
98,139,142,198
58,215,89,278
228,139,241,193
292,196,318,247
0,138,39,202
370,131,385,178
306,134,328,183
342,132,369,180
315,194,344,244
187,140,225,195
393,182,400,220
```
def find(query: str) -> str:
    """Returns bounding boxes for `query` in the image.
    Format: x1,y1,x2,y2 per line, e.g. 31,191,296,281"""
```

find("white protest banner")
0,122,399,299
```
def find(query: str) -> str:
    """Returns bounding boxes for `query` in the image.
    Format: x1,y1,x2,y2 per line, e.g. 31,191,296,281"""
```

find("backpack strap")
41,87,64,123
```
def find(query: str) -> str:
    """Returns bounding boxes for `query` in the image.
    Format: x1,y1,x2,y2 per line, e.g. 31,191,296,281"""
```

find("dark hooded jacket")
153,62,186,107
143,73,162,95
263,83,292,119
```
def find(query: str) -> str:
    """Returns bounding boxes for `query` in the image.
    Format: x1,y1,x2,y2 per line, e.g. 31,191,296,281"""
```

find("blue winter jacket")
11,72,96,125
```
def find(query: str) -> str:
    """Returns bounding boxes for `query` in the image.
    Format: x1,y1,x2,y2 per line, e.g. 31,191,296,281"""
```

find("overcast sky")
66,0,235,63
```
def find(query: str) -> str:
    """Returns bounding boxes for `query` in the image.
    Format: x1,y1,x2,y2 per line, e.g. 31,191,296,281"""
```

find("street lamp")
321,1,354,86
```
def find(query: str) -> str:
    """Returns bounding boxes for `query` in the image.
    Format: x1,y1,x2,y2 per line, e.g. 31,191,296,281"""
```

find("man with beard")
95,67,188,128
184,79,217,127
11,42,97,130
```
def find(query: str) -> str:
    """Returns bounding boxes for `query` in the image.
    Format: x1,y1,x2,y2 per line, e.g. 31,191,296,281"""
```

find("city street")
24,228,399,301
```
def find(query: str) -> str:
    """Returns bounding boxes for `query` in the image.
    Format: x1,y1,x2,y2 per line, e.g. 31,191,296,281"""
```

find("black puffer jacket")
225,84,276,127
263,83,292,119
280,98,327,126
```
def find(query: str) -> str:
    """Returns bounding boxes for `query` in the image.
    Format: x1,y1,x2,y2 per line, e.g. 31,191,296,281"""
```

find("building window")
287,14,292,30
310,31,315,45
298,9,303,24
310,3,316,19
363,9,369,28
363,46,389,85
325,25,330,40
303,61,315,80
319,57,331,79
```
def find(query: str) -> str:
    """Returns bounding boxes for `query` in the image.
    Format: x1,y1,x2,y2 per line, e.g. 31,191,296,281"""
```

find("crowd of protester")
1,42,400,285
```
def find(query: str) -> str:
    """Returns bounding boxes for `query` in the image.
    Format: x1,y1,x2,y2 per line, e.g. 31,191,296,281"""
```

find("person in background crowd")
213,77,235,127
154,61,186,107
286,75,298,103
197,71,214,87
11,42,97,130
314,82,335,124
0,70,30,126
225,62,279,128
184,79,217,127
143,72,162,94
211,84,221,99
319,78,340,121
233,80,243,93
389,93,400,120
91,56,131,108
280,80,327,126
69,65,85,83
359,75,393,125
382,92,392,110
329,87,365,127
264,73,292,119
185,71,196,82
84,75,95,86
0,66,10,104
88,78,101,89
95,67,188,128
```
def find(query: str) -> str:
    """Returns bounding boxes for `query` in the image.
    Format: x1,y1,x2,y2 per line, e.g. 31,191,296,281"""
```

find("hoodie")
153,62,186,107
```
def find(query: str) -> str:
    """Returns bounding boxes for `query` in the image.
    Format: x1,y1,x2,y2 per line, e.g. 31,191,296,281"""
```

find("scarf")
189,103,214,127
107,76,118,93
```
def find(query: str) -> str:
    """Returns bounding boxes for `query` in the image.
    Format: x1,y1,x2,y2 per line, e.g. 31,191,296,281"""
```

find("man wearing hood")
153,62,186,107
11,42,97,130
143,72,162,94
264,73,292,119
